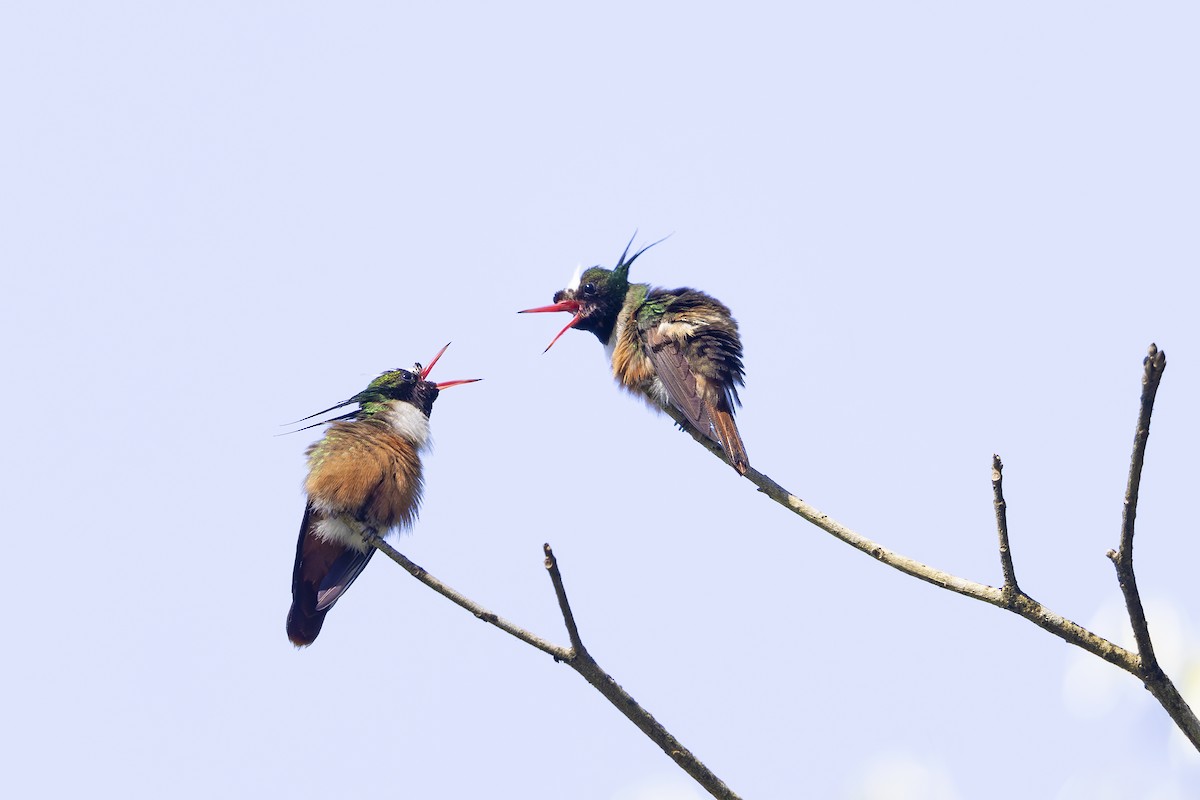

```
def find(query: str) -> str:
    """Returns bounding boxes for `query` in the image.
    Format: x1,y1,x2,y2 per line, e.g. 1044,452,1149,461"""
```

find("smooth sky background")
3,3,1198,798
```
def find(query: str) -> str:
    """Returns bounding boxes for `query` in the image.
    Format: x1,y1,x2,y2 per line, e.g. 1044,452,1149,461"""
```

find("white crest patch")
381,401,432,449
565,263,582,292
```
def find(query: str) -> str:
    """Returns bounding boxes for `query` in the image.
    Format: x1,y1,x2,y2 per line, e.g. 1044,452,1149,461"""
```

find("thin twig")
992,454,1020,600
361,530,741,800
665,407,1016,602
542,544,741,800
1097,345,1200,749
361,529,569,660
544,543,586,655
1107,343,1166,674
1037,344,1199,748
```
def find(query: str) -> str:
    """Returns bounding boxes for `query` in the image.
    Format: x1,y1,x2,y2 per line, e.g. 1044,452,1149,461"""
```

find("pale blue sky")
3,3,1198,798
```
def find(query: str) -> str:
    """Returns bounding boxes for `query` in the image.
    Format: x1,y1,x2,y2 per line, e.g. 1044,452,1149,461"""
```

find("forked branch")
664,342,1200,749
361,531,740,800
542,544,740,799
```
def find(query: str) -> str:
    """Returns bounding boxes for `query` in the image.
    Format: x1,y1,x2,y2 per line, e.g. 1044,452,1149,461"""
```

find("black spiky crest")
612,231,671,283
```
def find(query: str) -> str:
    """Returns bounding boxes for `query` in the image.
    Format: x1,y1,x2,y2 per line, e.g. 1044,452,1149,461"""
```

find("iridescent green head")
350,366,439,416
289,344,480,428
521,233,668,350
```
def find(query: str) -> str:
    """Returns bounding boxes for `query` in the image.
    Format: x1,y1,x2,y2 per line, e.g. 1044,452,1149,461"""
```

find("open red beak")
518,299,582,353
421,343,482,390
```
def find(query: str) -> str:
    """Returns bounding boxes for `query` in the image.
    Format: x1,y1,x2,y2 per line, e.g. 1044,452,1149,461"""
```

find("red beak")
518,299,582,353
421,343,482,390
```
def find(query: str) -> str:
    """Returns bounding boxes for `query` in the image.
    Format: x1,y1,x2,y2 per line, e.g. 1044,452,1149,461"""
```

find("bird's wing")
314,545,374,612
641,323,717,440
287,504,376,646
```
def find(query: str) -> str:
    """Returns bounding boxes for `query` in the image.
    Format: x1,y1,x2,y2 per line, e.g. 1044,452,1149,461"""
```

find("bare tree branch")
360,530,741,800
542,545,741,800
1102,345,1200,747
544,542,586,655
361,528,568,660
662,343,1200,749
1107,344,1166,669
992,454,1019,600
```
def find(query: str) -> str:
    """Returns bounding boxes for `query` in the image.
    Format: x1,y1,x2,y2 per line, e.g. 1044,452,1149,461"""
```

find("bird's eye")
399,370,415,384
581,282,597,297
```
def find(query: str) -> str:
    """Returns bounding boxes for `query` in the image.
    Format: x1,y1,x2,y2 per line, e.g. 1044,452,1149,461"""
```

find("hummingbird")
520,235,749,474
285,344,479,647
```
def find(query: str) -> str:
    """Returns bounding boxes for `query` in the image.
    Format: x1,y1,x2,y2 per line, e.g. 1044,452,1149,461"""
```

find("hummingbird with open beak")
285,344,479,647
520,236,749,474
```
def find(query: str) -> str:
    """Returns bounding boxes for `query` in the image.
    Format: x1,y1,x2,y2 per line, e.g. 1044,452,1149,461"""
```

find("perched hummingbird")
520,236,749,474
285,344,479,647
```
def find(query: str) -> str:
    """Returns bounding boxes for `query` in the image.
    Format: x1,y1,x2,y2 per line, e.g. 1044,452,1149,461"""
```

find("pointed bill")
421,342,452,380
518,298,583,353
434,378,481,390
417,343,481,389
